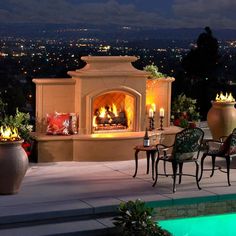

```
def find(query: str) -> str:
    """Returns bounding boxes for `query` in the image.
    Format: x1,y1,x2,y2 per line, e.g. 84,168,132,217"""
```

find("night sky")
0,0,236,29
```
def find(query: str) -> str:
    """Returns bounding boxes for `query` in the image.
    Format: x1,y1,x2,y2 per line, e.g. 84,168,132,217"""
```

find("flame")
92,116,97,128
99,106,107,118
93,104,119,128
215,92,235,102
112,103,118,116
151,103,156,112
0,126,20,141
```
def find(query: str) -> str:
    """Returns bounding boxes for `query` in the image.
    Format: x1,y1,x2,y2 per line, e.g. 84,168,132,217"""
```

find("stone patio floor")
1,157,236,235
1,125,236,235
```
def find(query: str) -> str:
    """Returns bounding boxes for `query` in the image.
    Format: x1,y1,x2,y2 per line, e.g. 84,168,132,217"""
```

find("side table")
133,145,157,180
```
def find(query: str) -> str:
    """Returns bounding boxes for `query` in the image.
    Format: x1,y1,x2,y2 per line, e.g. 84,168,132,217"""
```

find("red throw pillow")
46,112,70,135
69,113,78,134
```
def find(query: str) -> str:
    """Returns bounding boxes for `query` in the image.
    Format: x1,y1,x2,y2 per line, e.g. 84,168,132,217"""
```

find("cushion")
46,112,70,135
69,113,78,134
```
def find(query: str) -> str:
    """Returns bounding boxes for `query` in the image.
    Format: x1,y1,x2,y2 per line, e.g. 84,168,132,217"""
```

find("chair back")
229,128,236,155
218,128,236,156
173,127,204,161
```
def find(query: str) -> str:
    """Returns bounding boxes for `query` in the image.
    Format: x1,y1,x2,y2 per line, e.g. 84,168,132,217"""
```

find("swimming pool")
159,212,236,236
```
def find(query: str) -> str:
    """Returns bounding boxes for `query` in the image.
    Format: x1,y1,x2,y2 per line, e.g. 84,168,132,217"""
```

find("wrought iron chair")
199,128,236,186
152,127,204,193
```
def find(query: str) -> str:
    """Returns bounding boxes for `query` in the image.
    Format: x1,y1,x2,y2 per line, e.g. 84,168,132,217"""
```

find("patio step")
0,217,117,236
0,201,119,235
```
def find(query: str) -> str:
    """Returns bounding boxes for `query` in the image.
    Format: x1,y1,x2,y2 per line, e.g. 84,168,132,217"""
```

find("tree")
182,26,219,79
180,27,222,118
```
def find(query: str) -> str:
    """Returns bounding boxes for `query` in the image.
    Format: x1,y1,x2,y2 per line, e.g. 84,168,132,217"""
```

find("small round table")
133,145,157,180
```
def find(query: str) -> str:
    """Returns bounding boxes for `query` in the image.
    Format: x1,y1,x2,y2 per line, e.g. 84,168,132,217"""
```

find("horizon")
0,23,236,42
2,23,236,41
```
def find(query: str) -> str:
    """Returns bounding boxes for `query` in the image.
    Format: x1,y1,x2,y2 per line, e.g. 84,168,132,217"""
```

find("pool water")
159,212,236,236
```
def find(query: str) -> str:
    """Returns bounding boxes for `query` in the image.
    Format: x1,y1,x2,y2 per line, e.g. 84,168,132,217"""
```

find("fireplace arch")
86,86,142,134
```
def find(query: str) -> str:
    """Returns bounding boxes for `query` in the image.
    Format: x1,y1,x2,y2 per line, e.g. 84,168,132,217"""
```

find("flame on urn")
215,92,235,102
0,126,21,142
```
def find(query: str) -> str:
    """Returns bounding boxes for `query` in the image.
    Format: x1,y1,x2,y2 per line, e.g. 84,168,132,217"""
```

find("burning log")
93,104,128,131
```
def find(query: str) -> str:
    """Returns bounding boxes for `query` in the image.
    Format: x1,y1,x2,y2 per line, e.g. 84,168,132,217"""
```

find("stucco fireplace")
66,56,148,135
33,56,175,162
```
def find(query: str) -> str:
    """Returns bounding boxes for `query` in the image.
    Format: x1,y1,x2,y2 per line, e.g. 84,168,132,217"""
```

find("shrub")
144,64,167,79
113,199,172,236
171,93,200,128
0,97,33,142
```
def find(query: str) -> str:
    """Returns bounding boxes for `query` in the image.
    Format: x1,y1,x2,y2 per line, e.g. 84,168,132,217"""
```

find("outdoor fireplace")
65,56,147,134
33,56,175,162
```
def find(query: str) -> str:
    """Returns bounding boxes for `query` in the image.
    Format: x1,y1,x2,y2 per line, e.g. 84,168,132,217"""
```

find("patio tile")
1,156,236,231
80,197,121,214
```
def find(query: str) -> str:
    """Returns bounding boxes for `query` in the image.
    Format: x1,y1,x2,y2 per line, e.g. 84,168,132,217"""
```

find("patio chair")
152,127,204,193
199,128,236,186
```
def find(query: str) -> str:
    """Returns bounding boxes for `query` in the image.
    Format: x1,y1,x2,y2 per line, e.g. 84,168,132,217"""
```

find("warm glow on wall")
151,103,156,112
146,80,157,105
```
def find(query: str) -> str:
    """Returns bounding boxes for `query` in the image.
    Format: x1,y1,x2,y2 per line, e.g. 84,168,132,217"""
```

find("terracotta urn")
207,101,236,139
0,140,28,194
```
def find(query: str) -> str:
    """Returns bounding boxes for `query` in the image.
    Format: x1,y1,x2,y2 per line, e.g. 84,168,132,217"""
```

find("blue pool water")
159,212,236,236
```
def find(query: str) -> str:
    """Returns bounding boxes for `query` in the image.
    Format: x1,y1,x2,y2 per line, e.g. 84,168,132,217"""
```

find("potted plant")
0,99,31,194
113,199,172,236
144,64,168,79
1,108,33,140
0,98,33,156
171,93,200,128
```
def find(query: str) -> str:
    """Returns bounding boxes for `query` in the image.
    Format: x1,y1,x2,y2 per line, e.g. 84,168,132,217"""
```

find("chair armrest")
219,136,228,142
204,139,223,153
156,143,173,151
205,139,223,144
156,144,173,157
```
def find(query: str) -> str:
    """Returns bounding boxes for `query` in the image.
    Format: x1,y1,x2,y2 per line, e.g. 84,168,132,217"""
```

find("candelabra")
158,116,164,130
149,116,155,131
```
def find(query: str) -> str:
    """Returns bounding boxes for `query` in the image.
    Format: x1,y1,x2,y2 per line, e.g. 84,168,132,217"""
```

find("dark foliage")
177,27,225,118
113,199,172,236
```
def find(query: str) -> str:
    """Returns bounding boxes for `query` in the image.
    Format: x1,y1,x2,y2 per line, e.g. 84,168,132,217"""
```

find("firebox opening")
92,91,135,132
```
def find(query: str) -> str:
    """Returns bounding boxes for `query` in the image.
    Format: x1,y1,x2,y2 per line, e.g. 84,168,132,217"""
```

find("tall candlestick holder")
149,117,155,131
158,116,164,130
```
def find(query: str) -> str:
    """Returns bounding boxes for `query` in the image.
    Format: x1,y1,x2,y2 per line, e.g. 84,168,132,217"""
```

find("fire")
94,103,119,121
215,92,235,102
112,103,118,116
0,126,20,141
99,106,107,118
93,103,129,131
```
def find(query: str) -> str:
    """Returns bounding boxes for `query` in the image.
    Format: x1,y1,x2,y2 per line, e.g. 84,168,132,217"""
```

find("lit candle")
160,108,164,117
149,108,154,118
151,103,156,112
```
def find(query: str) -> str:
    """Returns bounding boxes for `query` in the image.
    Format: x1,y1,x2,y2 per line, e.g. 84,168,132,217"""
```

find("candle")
149,108,154,118
160,108,164,117
151,103,156,112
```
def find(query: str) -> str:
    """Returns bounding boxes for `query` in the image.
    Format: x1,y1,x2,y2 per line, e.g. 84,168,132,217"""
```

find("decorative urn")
0,126,28,194
207,92,236,139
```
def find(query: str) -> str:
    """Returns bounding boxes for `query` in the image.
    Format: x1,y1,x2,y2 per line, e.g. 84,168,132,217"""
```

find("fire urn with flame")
0,126,28,194
207,92,236,139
